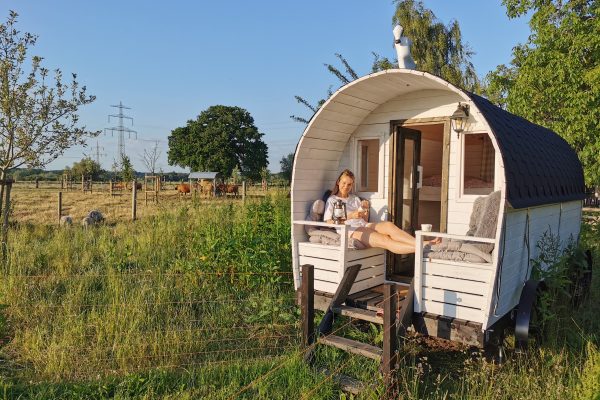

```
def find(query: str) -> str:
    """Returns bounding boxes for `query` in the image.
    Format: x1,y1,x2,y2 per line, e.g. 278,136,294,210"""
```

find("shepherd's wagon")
293,27,588,377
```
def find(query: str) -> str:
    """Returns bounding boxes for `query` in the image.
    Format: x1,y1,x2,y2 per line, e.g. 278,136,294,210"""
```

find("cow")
199,179,214,197
176,183,191,194
217,183,239,197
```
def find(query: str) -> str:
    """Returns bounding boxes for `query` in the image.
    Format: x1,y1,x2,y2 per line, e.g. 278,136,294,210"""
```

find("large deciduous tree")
0,11,97,183
167,106,268,181
485,0,600,186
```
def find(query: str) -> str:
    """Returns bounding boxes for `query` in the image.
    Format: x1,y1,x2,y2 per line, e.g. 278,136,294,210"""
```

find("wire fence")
0,268,395,396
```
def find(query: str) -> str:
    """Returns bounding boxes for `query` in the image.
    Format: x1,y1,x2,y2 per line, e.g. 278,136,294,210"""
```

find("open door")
390,126,421,277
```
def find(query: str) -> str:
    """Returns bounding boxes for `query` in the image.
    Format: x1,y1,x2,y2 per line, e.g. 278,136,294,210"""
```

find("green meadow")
0,195,598,399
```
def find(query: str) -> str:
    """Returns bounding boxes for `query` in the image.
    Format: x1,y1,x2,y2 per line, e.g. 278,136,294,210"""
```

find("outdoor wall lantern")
450,103,470,138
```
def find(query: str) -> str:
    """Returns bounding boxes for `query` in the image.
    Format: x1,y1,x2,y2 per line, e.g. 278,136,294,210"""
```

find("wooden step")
332,305,383,324
319,335,382,361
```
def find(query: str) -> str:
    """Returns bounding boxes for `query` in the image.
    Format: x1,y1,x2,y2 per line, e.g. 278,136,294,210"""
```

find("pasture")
0,192,598,399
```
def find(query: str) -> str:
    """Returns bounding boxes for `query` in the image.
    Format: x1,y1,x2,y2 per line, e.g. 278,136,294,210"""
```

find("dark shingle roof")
467,93,585,209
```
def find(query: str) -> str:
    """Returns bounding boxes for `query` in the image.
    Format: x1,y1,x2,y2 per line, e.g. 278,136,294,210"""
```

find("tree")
70,157,102,180
139,141,161,175
167,105,268,181
485,0,600,185
119,154,135,183
391,0,480,91
291,1,479,123
0,11,97,184
280,153,294,183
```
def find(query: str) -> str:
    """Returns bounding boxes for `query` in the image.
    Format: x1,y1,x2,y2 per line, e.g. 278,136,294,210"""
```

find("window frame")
353,135,384,199
457,131,496,201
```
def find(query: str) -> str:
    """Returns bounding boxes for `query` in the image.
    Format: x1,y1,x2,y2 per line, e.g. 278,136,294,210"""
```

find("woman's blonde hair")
331,169,355,196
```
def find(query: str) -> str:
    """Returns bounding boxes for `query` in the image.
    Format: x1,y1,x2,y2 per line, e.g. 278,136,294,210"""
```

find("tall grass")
0,194,298,382
0,198,598,399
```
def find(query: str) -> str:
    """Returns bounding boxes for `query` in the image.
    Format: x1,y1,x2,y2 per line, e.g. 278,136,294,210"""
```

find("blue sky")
1,1,530,173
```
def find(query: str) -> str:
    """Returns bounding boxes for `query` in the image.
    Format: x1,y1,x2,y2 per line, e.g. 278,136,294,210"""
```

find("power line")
104,101,138,159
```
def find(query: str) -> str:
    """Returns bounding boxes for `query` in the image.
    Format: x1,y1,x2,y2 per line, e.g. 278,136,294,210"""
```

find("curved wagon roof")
294,69,585,209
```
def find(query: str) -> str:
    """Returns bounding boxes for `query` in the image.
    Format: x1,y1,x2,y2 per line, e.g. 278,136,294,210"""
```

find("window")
357,139,379,192
463,133,494,195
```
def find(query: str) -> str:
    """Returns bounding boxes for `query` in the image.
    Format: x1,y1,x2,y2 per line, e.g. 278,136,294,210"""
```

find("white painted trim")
353,134,385,199
456,130,497,202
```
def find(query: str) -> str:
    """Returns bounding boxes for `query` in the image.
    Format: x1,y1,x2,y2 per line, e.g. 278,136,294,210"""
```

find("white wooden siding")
290,70,506,292
485,201,582,328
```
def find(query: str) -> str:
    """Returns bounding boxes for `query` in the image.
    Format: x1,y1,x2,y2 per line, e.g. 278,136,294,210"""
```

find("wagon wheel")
483,327,509,364
514,279,546,354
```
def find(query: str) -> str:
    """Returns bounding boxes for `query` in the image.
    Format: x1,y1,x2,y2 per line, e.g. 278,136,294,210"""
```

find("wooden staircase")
300,263,414,395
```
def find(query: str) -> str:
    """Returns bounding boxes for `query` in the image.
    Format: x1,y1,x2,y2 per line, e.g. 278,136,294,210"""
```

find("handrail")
292,220,347,230
416,230,496,244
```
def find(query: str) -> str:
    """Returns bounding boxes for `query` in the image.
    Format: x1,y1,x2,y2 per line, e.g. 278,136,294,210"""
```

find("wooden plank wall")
291,72,507,290
485,200,582,327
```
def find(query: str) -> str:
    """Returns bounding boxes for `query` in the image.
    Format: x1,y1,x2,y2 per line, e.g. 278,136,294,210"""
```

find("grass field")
0,192,598,399
8,181,283,224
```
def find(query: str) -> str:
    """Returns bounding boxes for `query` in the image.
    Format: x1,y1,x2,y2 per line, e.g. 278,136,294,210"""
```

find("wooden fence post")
382,283,399,397
301,264,315,362
2,180,12,260
242,181,246,201
131,179,137,221
81,175,84,192
109,180,113,196
58,192,62,223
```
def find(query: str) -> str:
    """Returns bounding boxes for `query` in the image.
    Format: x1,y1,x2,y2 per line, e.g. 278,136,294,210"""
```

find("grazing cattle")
217,184,239,197
176,183,191,194
199,179,214,197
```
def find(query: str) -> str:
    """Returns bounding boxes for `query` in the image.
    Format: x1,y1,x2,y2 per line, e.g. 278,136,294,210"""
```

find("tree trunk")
2,179,11,261
0,169,6,218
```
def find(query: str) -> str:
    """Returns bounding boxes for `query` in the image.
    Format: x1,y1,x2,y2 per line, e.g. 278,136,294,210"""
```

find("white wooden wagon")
292,56,586,363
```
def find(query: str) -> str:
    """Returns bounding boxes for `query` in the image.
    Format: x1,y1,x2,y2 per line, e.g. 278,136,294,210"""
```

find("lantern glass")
450,103,469,135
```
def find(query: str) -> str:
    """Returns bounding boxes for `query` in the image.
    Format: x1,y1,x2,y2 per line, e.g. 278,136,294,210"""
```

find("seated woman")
324,169,436,254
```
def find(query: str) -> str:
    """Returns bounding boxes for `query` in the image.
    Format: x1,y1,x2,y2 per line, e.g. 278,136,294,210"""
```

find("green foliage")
68,157,102,180
167,105,268,181
113,154,135,182
0,11,97,179
485,0,600,186
279,153,294,183
392,0,480,91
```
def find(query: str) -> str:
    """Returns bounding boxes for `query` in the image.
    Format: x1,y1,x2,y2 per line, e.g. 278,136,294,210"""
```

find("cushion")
308,229,340,241
305,199,325,235
426,190,501,263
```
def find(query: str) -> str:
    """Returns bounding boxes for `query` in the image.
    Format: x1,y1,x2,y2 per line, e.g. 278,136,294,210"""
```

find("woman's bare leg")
351,227,415,255
365,221,415,245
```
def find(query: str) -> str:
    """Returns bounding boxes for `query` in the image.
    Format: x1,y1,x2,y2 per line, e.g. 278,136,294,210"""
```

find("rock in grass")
87,210,104,224
81,216,94,227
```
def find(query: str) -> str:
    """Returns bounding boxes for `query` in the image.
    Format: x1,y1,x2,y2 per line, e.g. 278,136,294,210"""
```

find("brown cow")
199,179,214,197
217,183,238,197
176,183,191,194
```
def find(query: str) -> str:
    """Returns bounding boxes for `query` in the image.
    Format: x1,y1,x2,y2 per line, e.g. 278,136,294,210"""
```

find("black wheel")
515,280,546,353
483,327,509,364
